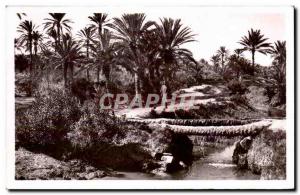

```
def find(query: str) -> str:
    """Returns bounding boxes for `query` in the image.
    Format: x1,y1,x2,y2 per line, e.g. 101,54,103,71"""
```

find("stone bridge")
126,118,272,136
126,118,275,172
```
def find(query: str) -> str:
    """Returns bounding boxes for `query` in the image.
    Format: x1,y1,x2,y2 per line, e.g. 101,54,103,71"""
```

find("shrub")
230,94,250,107
264,85,277,103
67,108,128,152
67,108,160,171
71,78,96,104
16,87,82,158
15,54,29,72
227,80,248,95
15,73,37,97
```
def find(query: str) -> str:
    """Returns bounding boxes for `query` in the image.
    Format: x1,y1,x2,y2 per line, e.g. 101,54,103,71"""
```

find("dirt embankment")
232,120,286,180
247,127,286,180
15,148,110,180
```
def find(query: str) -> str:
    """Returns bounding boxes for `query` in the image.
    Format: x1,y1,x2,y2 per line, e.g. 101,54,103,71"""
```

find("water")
173,145,260,180
103,144,260,180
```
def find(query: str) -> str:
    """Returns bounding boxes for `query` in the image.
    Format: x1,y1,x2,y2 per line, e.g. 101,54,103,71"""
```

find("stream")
15,97,260,180
103,144,260,180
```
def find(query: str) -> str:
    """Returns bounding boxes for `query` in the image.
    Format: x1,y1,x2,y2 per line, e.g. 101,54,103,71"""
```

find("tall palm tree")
271,41,286,69
32,30,44,72
155,18,196,92
32,30,43,56
89,29,116,84
77,26,96,81
111,13,155,96
44,13,72,47
54,34,82,87
270,40,286,104
239,28,272,75
88,13,109,37
89,29,117,106
88,13,110,82
217,46,229,73
17,20,36,73
137,29,162,93
210,54,221,72
46,29,59,50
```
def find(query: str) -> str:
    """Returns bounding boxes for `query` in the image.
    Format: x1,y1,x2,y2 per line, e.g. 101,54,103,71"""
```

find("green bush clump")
16,86,165,171
230,94,250,107
227,80,248,95
67,108,155,170
16,88,82,158
67,108,129,153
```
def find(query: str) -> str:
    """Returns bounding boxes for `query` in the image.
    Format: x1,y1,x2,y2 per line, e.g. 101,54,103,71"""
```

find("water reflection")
103,144,260,180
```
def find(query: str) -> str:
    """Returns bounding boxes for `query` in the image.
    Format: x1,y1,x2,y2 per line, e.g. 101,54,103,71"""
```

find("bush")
230,94,250,107
16,87,82,158
227,80,248,95
16,83,182,172
67,108,165,171
264,85,277,103
71,78,96,104
67,108,128,152
15,54,29,72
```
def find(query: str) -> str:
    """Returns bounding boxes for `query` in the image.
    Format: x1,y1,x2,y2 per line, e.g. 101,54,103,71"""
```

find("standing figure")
160,81,168,109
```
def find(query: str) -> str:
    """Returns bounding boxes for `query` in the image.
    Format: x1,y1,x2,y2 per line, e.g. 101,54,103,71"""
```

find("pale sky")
12,7,288,66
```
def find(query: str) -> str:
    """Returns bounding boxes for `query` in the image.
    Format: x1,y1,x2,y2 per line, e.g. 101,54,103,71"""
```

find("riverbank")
15,83,286,180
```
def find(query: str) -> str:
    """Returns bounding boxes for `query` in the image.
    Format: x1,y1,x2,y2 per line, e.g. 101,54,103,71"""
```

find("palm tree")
88,13,109,37
89,29,117,106
270,40,286,104
32,30,44,72
88,13,110,82
54,34,82,87
14,38,24,54
17,20,36,73
46,29,59,50
217,46,229,73
111,13,155,96
44,13,72,47
228,54,242,78
239,28,272,75
90,30,116,86
234,48,244,59
210,54,221,72
17,13,26,20
32,30,43,56
155,18,196,92
271,41,286,69
77,26,96,81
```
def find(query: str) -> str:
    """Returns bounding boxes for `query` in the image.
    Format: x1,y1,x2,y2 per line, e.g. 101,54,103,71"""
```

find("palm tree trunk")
134,72,139,96
29,41,33,75
149,68,156,93
64,62,68,87
57,24,61,45
70,63,74,83
86,42,90,81
34,43,37,56
252,50,255,75
33,42,37,73
221,55,224,74
97,65,100,83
